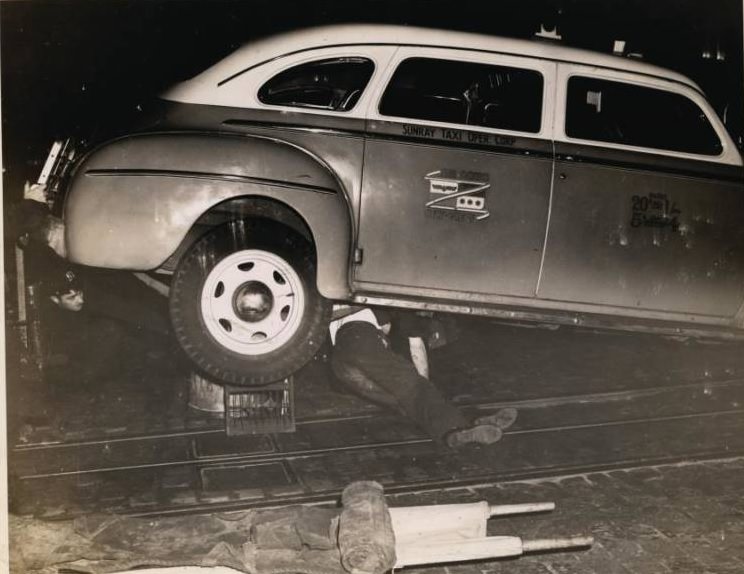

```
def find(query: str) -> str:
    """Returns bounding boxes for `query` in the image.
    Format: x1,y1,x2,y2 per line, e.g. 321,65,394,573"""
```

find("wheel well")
159,196,315,273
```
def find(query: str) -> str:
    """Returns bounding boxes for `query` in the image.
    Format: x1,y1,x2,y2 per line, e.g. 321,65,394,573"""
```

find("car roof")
194,24,701,92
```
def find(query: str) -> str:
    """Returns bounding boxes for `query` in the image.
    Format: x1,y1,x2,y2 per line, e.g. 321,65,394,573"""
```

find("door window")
379,57,544,133
258,57,375,112
565,76,722,155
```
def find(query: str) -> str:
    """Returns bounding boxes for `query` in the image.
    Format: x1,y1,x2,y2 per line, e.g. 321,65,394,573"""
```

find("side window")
566,76,722,156
379,57,544,133
258,57,375,112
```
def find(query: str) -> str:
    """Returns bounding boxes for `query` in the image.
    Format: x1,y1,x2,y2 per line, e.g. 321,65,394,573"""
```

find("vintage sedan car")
57,25,744,385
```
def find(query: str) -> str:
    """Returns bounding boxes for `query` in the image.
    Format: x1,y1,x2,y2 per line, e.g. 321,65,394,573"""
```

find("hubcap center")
233,281,274,322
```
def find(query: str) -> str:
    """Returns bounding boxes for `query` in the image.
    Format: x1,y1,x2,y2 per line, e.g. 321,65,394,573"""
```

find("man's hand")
23,181,47,204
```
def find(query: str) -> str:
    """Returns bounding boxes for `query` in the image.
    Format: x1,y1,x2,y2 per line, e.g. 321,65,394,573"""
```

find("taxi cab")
58,25,744,385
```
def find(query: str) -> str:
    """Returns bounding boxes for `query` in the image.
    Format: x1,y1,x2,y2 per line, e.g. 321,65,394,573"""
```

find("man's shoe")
474,407,518,430
445,424,502,448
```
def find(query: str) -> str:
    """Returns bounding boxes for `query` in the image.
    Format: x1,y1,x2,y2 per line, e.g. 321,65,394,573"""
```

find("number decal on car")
630,193,681,231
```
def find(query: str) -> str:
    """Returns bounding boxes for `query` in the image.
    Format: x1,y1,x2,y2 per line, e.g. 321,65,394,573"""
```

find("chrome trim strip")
85,168,337,195
352,293,743,340
225,118,554,158
351,280,733,324
535,140,557,296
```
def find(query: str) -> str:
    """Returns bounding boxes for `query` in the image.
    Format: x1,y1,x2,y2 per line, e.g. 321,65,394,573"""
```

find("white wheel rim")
200,249,306,355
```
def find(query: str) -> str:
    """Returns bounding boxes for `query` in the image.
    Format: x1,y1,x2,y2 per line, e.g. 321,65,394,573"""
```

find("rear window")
566,76,722,156
379,57,544,133
258,57,375,112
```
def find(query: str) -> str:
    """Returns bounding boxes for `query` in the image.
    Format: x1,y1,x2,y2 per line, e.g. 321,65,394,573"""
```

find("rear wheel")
170,219,331,386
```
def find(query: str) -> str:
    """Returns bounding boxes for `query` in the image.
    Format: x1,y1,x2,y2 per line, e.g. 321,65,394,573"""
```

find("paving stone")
128,492,159,508
564,543,640,572
160,466,195,490
232,488,266,501
196,491,232,503
530,554,581,574
267,483,307,497
168,491,198,506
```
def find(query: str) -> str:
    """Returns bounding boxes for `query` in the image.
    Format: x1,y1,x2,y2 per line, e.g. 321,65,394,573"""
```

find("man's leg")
331,362,400,410
332,322,470,442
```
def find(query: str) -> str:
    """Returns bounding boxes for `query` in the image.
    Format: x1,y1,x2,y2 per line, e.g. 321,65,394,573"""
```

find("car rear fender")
63,132,353,299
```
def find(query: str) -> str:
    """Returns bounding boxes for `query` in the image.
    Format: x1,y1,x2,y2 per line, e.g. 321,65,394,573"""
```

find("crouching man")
329,306,516,448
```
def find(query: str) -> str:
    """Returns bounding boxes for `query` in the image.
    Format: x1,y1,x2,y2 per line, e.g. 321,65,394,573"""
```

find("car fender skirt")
63,133,352,299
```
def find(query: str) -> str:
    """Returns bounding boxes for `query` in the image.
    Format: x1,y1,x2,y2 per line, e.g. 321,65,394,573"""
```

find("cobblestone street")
396,457,744,574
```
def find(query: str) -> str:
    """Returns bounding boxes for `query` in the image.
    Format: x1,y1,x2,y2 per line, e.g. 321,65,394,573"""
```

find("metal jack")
390,499,593,568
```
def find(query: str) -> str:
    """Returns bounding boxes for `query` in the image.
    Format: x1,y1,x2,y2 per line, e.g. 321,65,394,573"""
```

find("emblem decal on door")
425,169,490,221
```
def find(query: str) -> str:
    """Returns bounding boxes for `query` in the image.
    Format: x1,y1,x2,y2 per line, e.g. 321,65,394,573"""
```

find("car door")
537,64,744,318
354,48,554,300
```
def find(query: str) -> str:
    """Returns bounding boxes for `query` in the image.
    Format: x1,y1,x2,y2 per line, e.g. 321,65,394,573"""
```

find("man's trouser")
331,321,468,442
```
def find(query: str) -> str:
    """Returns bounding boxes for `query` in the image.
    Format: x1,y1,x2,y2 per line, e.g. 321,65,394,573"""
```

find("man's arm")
408,337,429,379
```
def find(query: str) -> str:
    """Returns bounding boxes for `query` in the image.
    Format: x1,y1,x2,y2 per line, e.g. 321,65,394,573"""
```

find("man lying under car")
329,305,517,448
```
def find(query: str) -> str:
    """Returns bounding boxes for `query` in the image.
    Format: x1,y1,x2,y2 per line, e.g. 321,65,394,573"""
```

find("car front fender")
63,132,353,299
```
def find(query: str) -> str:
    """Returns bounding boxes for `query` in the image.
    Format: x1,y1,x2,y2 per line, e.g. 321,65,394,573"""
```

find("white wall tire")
170,219,331,386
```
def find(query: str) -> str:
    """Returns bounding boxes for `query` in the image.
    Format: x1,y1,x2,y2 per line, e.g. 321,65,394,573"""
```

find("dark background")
2,0,743,203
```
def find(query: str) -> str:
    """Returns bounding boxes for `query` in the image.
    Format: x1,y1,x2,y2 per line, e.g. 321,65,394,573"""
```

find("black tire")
169,218,331,386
